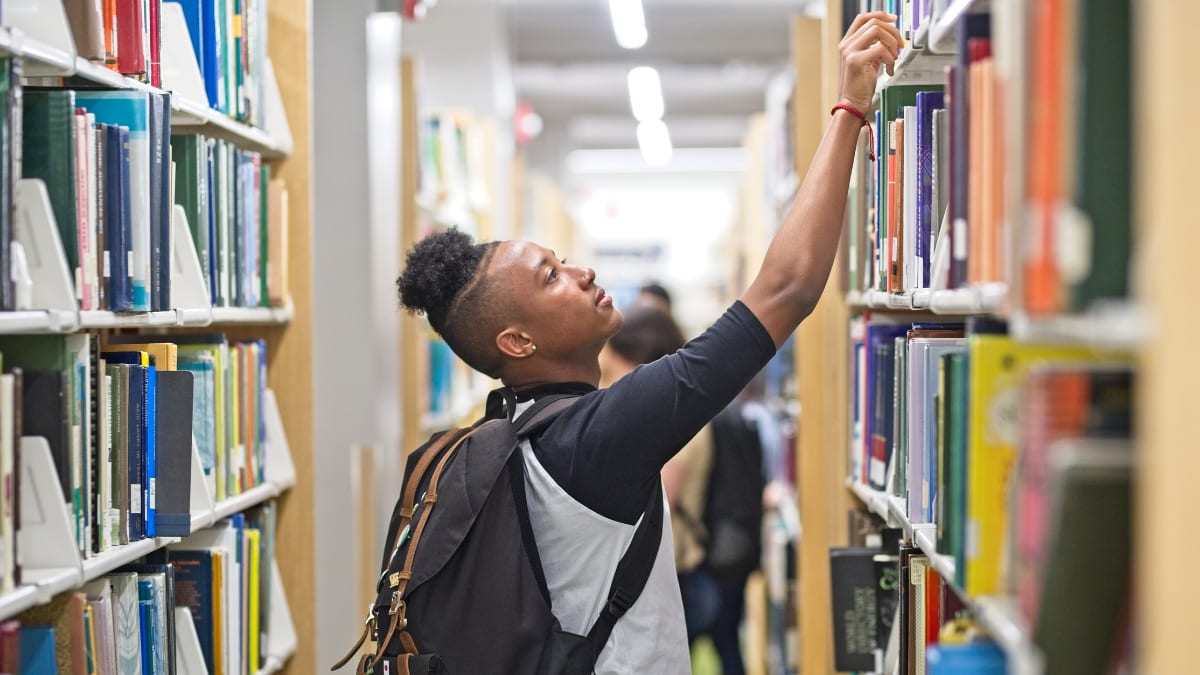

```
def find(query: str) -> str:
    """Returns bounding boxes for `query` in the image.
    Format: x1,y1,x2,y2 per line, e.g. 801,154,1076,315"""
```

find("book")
0,620,20,674
153,370,195,537
19,592,88,675
105,123,134,311
22,91,81,299
109,572,143,675
0,372,17,592
914,91,945,289
73,91,153,311
170,549,218,675
1014,365,1134,625
1033,440,1133,675
115,0,147,76
1067,0,1132,310
84,578,120,675
0,57,18,311
963,335,1104,596
907,336,965,524
829,547,879,671
103,352,154,540
19,626,59,675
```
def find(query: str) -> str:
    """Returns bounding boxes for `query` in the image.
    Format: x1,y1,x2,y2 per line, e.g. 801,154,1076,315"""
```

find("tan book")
101,342,178,372
267,179,290,307
64,0,106,61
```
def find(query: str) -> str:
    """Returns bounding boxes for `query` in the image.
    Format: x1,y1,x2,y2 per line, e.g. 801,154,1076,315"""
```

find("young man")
394,13,902,673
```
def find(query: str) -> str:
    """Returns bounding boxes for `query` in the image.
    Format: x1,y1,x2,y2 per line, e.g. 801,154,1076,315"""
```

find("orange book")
1023,1,1065,313
980,58,999,283
967,39,991,286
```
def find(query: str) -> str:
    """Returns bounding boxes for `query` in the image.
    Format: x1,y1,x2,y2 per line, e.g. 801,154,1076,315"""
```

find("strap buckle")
607,586,636,616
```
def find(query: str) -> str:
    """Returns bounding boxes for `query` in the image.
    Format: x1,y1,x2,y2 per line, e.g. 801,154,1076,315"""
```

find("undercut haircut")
396,228,509,377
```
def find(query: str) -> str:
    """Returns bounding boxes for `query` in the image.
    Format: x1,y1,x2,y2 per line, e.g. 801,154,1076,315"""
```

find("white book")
86,114,99,310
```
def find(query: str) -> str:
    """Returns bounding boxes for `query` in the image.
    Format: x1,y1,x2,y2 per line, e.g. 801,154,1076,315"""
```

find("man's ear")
496,328,536,359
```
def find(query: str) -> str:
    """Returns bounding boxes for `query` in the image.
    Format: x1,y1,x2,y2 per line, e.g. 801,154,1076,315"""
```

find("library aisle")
2,0,1188,674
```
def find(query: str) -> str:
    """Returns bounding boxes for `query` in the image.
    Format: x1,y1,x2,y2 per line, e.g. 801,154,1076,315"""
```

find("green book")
1034,441,1132,675
259,163,269,307
892,336,908,498
22,91,80,280
938,350,968,589
1070,0,1131,309
170,135,211,294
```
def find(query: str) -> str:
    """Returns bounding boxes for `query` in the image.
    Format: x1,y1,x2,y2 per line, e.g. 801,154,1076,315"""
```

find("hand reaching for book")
837,12,904,113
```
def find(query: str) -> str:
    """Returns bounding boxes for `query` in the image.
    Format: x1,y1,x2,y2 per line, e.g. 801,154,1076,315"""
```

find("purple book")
915,91,945,289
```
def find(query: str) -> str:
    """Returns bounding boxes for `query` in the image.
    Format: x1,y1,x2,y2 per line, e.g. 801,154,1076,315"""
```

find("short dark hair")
638,281,672,310
607,305,685,366
396,229,507,377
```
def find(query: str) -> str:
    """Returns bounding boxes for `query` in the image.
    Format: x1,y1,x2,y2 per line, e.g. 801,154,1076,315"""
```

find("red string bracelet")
831,103,875,161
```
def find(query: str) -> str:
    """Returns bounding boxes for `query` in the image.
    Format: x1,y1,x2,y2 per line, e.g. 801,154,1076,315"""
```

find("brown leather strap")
397,655,412,675
398,631,419,655
355,653,373,675
331,617,373,671
393,429,467,552
394,422,494,600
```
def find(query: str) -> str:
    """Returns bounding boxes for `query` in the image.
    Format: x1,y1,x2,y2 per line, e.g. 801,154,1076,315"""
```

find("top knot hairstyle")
396,228,506,376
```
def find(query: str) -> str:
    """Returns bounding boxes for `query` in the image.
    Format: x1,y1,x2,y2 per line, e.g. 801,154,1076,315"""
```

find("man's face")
485,240,623,362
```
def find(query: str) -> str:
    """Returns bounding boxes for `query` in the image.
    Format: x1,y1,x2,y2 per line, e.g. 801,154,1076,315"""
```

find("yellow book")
230,345,242,494
247,529,261,671
100,342,178,371
964,335,1104,597
212,550,225,675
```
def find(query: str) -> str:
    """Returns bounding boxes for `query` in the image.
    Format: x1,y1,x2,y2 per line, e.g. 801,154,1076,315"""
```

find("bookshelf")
0,1,316,673
399,58,505,453
796,1,1145,673
1138,2,1195,673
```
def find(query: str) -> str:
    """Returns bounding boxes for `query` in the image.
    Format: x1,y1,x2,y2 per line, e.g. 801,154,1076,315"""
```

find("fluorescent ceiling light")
627,66,664,122
637,120,673,166
609,0,648,49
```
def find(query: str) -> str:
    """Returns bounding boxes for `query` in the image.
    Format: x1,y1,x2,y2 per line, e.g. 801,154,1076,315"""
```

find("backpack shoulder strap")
585,479,665,663
512,394,580,437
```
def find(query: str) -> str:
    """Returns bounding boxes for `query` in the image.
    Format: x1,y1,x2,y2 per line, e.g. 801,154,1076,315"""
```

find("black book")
830,547,880,672
154,370,194,537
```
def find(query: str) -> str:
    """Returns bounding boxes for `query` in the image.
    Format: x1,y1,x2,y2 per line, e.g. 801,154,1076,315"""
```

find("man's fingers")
852,41,898,77
847,20,904,56
843,11,897,42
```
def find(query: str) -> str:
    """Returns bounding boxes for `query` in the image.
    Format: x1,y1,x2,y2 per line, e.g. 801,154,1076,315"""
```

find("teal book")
18,626,58,674
109,572,143,675
170,135,212,295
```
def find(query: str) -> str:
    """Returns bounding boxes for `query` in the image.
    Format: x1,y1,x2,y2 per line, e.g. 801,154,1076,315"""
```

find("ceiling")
503,0,821,154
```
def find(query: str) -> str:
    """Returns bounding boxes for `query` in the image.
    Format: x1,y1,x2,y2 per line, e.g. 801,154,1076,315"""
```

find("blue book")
863,323,910,489
138,581,159,675
915,91,945,289
74,91,153,311
164,1,206,89
104,354,149,540
148,93,172,312
179,356,215,478
104,124,133,310
201,0,221,109
18,626,58,674
170,550,217,675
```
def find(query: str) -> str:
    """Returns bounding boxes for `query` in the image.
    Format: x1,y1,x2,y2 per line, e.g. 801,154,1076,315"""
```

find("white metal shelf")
928,0,992,54
1010,303,1146,351
0,584,41,620
847,284,1007,316
213,483,281,522
82,537,176,582
210,300,295,326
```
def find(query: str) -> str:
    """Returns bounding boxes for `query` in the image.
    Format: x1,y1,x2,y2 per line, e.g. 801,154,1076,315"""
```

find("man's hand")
837,12,904,113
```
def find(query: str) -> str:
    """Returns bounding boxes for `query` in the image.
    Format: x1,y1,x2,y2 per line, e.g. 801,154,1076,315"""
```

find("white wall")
312,0,386,669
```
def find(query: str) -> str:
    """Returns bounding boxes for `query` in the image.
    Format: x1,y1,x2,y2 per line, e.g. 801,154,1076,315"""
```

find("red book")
115,0,146,76
148,0,161,87
0,620,18,673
